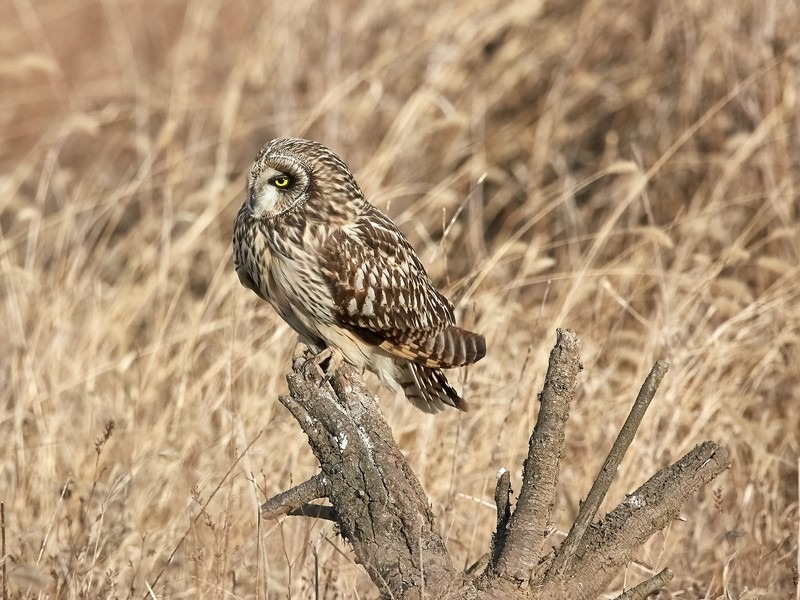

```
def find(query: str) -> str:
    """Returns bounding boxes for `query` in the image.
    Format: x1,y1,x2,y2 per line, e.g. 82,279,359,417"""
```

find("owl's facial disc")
247,162,307,218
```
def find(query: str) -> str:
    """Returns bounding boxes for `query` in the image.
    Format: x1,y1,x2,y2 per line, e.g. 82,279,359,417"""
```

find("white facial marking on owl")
249,167,286,218
250,185,280,218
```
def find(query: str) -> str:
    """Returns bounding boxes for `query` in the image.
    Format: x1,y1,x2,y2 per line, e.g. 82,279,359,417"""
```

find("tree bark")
261,330,731,599
491,330,583,581
269,351,461,599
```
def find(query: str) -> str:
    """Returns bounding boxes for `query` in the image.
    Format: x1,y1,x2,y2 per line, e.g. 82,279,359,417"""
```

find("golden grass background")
2,0,799,597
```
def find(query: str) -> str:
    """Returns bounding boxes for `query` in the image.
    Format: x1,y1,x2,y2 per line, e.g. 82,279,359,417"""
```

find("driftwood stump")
261,329,730,599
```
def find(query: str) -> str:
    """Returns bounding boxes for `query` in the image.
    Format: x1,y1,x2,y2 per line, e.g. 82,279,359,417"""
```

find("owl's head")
245,138,366,223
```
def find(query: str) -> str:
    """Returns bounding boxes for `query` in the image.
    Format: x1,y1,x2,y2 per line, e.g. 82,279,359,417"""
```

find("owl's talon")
300,347,335,381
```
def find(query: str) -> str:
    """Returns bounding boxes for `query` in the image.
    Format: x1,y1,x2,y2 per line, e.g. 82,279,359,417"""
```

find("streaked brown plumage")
233,138,486,412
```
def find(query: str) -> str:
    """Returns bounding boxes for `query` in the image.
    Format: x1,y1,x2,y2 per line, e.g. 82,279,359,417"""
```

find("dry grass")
1,0,799,597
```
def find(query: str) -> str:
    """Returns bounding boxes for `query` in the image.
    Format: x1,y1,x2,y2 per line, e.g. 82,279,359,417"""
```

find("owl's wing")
320,208,485,369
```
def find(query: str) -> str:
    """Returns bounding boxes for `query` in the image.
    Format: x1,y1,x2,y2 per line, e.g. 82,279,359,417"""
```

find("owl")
233,138,486,413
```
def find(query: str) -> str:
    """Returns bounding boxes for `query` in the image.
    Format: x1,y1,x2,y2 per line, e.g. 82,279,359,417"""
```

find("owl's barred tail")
399,362,468,413
419,326,487,368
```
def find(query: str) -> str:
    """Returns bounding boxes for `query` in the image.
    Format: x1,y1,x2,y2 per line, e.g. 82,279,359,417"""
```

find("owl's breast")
234,214,338,342
233,216,271,299
268,245,339,330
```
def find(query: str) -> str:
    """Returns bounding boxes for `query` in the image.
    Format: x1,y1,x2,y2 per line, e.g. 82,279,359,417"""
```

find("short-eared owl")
233,138,485,413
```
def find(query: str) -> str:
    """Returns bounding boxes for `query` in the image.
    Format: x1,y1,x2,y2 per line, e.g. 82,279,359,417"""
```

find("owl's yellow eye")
272,175,291,188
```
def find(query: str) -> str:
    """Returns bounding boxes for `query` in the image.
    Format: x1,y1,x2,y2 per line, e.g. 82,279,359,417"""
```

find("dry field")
2,0,799,598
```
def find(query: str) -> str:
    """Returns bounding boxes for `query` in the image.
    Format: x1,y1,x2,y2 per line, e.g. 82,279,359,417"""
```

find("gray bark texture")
262,329,730,600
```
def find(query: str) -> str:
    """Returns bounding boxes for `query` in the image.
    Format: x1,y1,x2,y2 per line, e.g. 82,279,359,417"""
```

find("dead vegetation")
1,0,798,597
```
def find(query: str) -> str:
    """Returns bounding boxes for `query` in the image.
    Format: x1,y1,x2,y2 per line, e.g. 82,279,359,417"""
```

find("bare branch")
547,360,670,580
462,469,514,579
613,568,673,600
538,442,730,597
489,469,513,568
261,473,330,520
286,505,338,521
493,329,583,581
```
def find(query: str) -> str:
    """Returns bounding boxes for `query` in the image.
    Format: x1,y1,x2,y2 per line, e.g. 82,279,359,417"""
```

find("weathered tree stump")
262,329,730,599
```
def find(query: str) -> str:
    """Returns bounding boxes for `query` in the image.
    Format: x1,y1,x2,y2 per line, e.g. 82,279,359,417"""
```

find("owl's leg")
292,335,326,356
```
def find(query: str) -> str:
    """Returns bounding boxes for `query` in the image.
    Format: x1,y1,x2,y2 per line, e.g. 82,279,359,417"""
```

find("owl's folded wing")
320,209,485,369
